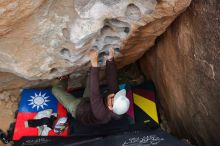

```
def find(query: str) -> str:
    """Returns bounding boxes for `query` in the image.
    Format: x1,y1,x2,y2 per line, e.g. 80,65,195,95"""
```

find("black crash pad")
13,129,186,146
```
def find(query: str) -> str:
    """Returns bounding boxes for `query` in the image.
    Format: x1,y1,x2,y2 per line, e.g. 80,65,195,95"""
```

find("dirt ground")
0,90,19,146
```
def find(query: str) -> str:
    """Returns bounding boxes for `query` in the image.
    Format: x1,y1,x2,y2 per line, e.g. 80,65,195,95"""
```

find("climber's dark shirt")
76,59,119,126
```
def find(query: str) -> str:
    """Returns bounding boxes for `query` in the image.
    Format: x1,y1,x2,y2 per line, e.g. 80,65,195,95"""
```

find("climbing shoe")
54,117,68,134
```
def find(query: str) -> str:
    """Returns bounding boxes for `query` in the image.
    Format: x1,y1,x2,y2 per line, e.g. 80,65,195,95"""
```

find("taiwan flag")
13,88,68,140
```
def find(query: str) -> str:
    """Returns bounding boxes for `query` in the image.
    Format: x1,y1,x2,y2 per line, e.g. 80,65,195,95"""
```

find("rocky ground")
0,91,19,141
0,91,18,131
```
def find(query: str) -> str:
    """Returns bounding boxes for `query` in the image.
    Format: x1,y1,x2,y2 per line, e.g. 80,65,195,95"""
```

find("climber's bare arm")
89,49,98,67
107,47,114,61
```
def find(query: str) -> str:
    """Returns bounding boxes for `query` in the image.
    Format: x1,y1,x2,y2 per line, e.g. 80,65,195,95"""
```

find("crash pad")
13,89,68,140
12,81,184,146
132,82,159,128
13,129,187,146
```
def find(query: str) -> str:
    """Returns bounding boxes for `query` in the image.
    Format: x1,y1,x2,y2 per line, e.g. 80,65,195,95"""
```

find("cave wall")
140,0,220,145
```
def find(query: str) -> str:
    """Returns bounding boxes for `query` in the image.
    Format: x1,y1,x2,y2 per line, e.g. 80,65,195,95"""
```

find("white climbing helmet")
113,89,130,115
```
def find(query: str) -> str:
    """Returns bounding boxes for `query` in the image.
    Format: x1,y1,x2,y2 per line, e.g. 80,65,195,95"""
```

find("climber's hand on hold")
57,75,69,80
107,47,115,61
90,49,98,67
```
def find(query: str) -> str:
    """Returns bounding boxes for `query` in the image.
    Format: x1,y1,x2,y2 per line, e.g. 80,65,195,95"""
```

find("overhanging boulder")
0,0,191,80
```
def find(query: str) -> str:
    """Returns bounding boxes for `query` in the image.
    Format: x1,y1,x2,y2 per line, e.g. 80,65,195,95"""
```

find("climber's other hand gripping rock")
89,49,98,67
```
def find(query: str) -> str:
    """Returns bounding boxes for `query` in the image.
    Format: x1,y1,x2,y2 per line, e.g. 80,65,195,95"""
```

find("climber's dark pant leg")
26,115,57,129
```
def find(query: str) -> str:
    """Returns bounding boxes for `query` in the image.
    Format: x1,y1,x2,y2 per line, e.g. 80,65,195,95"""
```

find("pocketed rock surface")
0,0,191,80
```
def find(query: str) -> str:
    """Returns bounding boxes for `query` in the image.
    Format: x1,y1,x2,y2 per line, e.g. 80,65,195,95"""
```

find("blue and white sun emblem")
28,92,50,110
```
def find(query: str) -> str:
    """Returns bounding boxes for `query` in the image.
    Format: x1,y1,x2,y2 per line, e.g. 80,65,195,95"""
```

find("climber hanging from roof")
52,47,130,126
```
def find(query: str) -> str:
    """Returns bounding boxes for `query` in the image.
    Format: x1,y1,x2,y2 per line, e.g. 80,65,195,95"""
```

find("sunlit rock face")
0,0,45,35
0,0,191,80
140,0,220,145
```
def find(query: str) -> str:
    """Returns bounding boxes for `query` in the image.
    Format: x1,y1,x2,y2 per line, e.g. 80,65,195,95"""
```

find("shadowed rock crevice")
62,28,70,40
93,18,131,62
60,48,71,57
49,68,58,74
140,0,220,145
101,0,120,6
125,3,142,20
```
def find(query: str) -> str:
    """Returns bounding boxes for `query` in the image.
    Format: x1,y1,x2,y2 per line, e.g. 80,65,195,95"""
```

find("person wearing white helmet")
112,89,130,115
52,47,130,126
